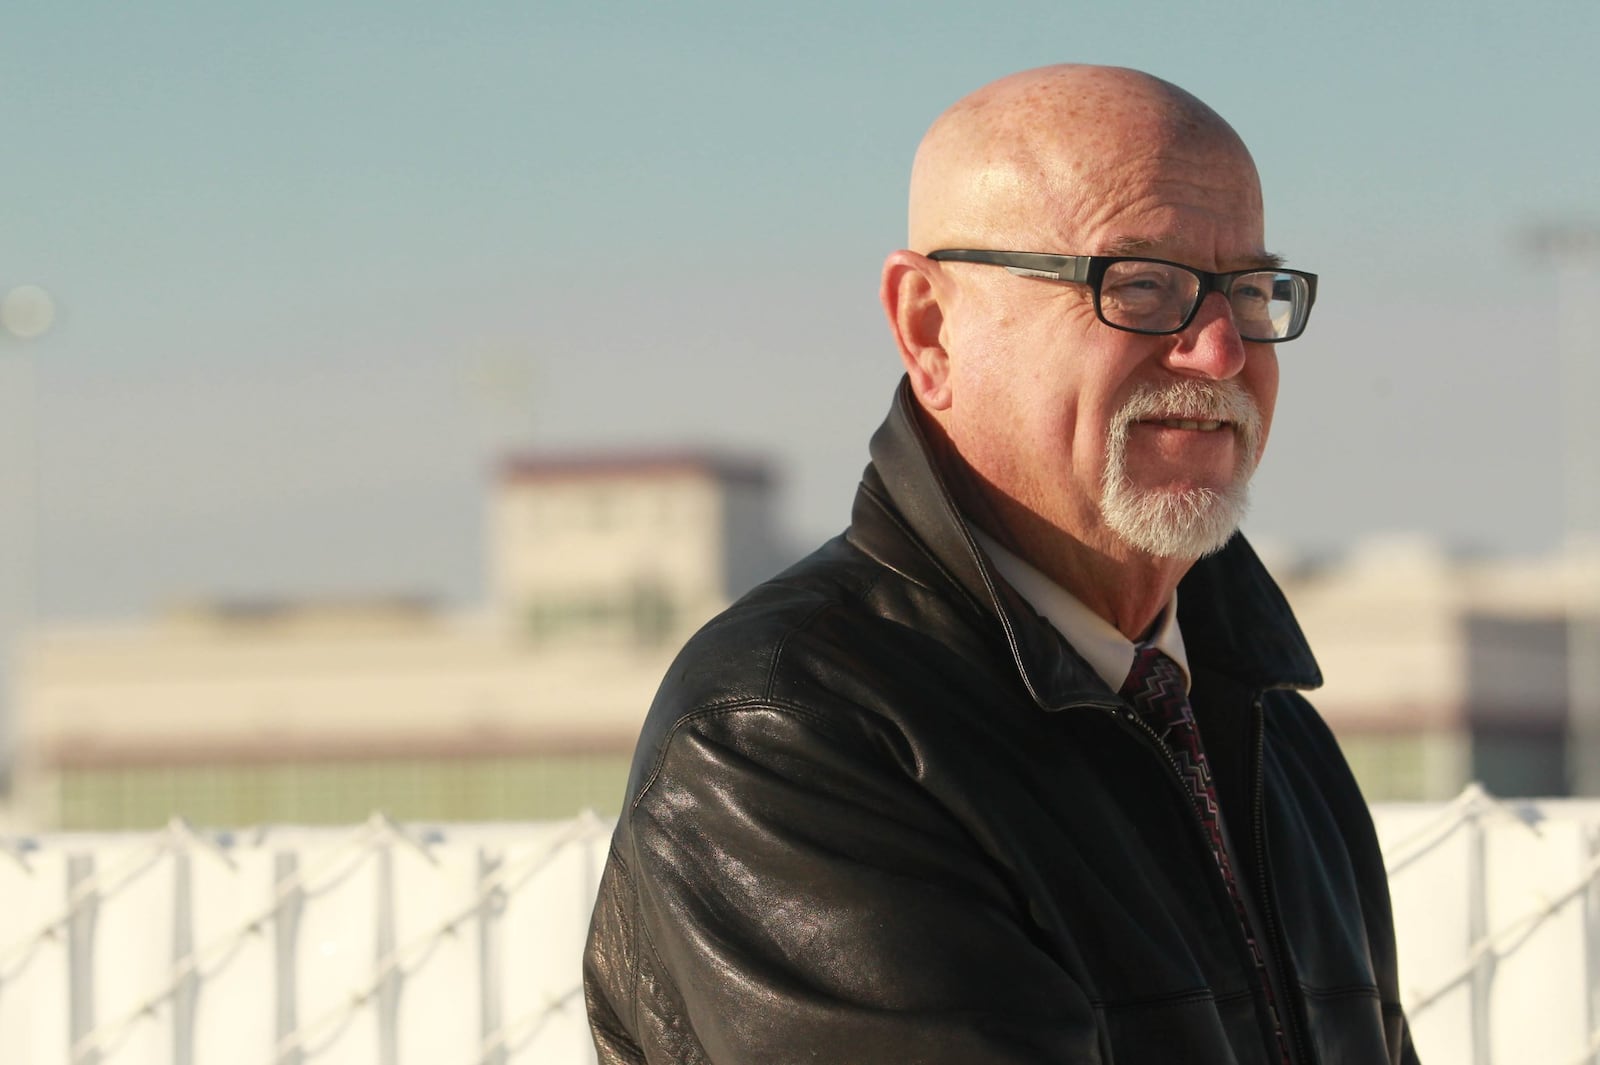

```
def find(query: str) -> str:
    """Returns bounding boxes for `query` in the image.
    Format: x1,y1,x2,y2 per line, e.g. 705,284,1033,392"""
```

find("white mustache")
1110,379,1262,455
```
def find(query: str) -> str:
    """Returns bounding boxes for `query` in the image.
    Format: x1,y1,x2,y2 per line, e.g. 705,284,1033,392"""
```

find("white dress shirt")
971,527,1191,693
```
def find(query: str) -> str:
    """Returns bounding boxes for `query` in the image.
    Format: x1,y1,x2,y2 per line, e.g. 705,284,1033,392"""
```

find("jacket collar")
854,377,1322,711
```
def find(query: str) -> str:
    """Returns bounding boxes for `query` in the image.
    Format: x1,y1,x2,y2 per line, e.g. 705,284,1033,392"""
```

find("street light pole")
0,284,55,801
1524,225,1600,797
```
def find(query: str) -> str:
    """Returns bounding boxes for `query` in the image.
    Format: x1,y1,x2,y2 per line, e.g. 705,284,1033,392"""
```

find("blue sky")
3,1,1598,620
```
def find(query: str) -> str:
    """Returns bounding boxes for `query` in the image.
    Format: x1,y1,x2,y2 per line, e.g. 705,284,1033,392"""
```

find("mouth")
1110,380,1264,473
1138,417,1230,432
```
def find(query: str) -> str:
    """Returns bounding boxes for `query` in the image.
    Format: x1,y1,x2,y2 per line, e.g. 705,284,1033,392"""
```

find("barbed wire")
53,811,608,1065
0,827,176,981
1379,783,1600,1064
470,984,586,1065
63,814,412,1064
1380,782,1547,876
263,811,607,1065
1404,845,1600,1017
13,793,1600,1063
0,834,37,872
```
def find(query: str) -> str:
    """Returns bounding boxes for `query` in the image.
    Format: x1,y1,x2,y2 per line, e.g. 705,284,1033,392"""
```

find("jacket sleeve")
584,701,1105,1065
1398,1014,1422,1065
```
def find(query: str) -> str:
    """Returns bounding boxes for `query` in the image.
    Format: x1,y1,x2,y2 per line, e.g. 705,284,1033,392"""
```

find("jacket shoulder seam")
629,696,868,812
763,595,852,702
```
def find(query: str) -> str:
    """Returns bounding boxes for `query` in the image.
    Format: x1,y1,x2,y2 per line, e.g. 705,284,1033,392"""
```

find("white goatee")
1098,379,1263,559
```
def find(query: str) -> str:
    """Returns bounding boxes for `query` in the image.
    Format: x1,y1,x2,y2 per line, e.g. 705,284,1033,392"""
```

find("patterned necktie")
1119,644,1292,1064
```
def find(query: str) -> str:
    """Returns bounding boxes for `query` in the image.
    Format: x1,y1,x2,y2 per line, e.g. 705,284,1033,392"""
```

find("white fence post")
1585,823,1600,1064
171,848,195,1065
1468,802,1492,1065
478,847,506,1065
66,853,97,1065
375,840,399,1065
39,802,1600,1064
272,851,302,1065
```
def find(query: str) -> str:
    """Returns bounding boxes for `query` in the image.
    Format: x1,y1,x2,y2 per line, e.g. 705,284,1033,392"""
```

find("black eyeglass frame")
926,249,1319,343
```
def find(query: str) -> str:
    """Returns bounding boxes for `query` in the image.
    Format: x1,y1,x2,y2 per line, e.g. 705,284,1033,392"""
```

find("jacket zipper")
1101,699,1308,1065
1248,696,1316,1065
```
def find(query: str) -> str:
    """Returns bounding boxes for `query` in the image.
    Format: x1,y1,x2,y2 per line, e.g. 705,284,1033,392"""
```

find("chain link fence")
1377,785,1600,1063
0,812,610,1065
3,789,1598,1063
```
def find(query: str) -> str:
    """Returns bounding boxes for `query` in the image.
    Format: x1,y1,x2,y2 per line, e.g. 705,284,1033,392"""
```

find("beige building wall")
491,454,777,647
12,453,782,830
12,440,1600,826
1278,537,1594,801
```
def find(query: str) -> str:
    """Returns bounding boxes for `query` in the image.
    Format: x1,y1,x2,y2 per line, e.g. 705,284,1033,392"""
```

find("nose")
1163,292,1247,380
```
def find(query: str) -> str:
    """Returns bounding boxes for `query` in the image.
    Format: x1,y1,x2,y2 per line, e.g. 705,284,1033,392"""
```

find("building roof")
497,449,774,487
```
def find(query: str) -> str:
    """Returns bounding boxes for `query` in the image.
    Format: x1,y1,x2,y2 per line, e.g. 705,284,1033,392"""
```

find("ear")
879,250,952,411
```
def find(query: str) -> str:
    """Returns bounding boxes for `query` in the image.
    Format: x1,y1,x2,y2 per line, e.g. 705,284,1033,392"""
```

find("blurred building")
11,449,1600,829
1274,536,1600,801
11,453,784,829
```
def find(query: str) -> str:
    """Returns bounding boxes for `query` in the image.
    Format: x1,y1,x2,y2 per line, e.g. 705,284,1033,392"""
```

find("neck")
979,502,1191,641
921,418,1193,639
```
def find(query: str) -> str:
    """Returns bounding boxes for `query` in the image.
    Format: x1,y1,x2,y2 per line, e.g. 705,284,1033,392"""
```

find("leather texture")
1119,643,1293,1064
584,378,1420,1064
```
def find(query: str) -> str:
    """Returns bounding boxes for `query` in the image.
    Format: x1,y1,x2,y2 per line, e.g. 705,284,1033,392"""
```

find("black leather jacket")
585,381,1419,1064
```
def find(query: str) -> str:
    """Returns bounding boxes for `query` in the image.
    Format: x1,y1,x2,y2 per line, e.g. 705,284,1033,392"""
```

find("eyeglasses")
926,250,1318,343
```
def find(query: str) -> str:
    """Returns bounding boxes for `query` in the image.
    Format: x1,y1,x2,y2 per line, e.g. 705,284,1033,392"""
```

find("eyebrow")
1101,236,1286,271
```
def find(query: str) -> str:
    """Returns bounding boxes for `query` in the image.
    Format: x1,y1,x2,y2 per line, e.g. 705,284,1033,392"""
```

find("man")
585,65,1418,1064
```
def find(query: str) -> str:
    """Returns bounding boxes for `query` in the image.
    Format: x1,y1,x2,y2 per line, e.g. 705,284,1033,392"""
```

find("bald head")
907,65,1261,254
880,65,1285,628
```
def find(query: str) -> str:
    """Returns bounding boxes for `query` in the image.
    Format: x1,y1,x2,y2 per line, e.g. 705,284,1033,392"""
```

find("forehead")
1043,146,1270,269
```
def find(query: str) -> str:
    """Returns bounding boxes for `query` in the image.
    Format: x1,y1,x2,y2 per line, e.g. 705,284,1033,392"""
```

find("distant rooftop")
497,449,773,487
161,594,444,634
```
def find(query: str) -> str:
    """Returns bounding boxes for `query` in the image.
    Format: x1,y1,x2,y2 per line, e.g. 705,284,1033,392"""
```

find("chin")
1100,482,1250,560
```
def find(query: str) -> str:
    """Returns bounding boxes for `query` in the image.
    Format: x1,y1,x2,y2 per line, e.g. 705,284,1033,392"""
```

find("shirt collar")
971,527,1191,693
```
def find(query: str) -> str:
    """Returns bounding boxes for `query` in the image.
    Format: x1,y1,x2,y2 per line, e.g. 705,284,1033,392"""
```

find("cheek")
1065,344,1138,455
1246,349,1280,452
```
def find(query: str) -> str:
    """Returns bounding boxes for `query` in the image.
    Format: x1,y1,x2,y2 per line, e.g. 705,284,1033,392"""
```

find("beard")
1098,379,1264,559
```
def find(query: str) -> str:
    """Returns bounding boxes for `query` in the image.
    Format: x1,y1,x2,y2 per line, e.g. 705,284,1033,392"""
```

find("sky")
2,1,1599,624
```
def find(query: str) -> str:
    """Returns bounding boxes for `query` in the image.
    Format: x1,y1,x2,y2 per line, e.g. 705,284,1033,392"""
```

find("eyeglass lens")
1098,261,1308,340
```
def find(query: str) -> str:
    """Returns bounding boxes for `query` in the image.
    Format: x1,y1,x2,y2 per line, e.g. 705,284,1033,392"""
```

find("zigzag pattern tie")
1120,644,1292,1065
